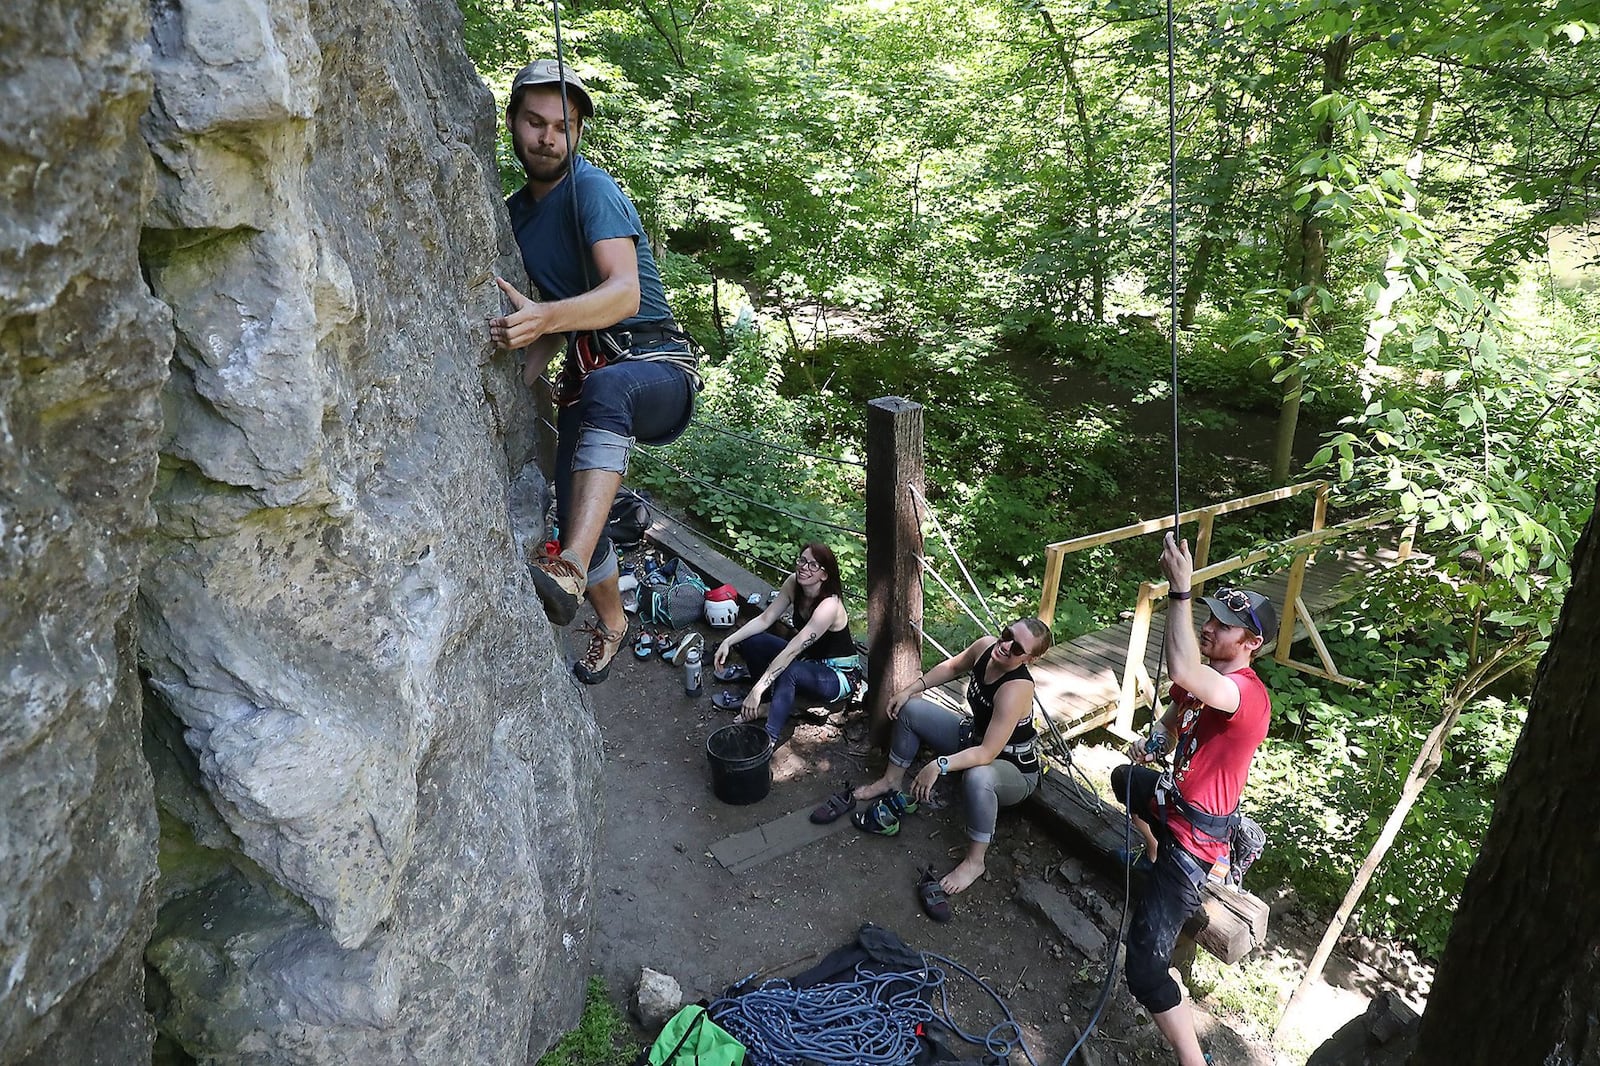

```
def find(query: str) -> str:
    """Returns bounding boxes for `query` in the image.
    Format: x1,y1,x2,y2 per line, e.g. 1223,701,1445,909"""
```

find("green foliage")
1247,594,1528,958
633,322,869,602
537,978,639,1066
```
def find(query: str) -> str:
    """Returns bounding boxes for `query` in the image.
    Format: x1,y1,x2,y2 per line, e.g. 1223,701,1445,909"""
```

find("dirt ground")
575,622,1405,1066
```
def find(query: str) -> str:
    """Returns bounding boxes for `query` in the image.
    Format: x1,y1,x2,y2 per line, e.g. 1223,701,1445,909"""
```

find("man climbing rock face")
1109,532,1274,1066
490,59,698,685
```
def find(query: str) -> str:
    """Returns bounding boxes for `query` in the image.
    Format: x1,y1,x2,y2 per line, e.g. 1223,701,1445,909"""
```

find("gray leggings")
890,697,1039,843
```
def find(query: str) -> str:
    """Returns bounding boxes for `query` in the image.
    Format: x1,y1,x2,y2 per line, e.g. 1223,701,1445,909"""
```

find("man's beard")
518,143,570,183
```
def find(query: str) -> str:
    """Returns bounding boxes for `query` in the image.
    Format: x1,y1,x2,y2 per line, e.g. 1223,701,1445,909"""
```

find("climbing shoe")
573,619,628,685
529,551,585,627
851,791,918,836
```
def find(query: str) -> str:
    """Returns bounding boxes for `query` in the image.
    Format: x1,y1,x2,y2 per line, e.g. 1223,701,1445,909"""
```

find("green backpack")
639,1005,745,1066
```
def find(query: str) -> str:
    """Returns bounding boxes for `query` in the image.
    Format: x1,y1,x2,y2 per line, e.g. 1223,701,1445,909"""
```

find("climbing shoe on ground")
529,552,585,627
633,628,656,660
573,619,628,685
662,630,703,665
809,787,857,825
851,791,918,836
917,866,952,922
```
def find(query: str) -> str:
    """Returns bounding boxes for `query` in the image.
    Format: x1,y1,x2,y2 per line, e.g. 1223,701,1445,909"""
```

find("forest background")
459,0,1597,964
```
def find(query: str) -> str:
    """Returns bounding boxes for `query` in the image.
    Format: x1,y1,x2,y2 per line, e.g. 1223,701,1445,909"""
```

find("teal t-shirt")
505,156,674,329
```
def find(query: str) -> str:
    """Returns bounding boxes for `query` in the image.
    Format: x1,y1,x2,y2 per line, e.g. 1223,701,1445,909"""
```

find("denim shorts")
554,358,694,582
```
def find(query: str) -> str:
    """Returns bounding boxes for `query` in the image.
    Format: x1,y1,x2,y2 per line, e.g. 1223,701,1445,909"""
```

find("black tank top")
966,644,1039,773
795,596,857,661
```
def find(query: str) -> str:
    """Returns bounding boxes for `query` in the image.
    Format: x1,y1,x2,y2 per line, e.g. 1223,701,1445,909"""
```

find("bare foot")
851,775,900,802
940,858,986,895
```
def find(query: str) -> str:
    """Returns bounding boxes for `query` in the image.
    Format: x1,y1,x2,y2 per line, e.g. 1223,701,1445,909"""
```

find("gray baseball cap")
1200,586,1277,639
509,59,594,118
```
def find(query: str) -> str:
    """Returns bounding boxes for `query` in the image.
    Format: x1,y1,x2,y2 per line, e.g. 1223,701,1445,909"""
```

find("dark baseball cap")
1200,586,1277,639
509,60,594,118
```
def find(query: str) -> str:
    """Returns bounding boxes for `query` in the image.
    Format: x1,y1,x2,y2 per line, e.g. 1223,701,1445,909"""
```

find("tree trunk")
1270,369,1304,484
1272,35,1352,484
709,266,727,353
1034,2,1106,322
1412,481,1600,1065
1178,232,1216,329
1178,89,1242,329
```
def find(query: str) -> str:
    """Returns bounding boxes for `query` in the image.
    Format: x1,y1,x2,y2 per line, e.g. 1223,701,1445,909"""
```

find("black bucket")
705,723,773,805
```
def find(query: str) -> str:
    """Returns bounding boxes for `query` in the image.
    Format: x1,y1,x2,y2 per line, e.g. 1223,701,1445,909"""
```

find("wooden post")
1116,582,1157,736
1193,511,1215,596
1398,516,1417,561
1274,484,1326,664
866,398,924,749
1038,545,1065,629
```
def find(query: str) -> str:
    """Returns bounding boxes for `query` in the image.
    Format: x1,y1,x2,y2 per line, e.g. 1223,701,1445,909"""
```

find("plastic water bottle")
683,647,703,697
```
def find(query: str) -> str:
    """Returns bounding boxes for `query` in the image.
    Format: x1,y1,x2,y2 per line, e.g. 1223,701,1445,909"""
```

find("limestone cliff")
2,0,599,1062
1,3,168,1062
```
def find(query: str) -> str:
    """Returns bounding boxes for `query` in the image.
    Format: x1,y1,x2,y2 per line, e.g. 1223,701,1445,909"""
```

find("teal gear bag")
644,558,709,629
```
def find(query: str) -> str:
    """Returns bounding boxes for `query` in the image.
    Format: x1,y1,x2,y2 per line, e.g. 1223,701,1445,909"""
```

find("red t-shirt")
1154,668,1271,863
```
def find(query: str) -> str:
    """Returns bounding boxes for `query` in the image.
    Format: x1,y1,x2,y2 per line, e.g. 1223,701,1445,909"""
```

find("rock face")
3,0,600,1062
0,3,169,1063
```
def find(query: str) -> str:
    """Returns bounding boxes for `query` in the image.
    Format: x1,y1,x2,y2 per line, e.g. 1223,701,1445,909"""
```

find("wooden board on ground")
1025,763,1269,964
708,803,850,875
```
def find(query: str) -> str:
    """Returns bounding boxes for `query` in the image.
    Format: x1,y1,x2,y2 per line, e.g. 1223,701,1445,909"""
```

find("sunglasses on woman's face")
997,626,1030,656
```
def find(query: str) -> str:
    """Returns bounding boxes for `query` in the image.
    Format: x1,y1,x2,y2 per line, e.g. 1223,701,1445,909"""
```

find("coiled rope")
707,954,1040,1066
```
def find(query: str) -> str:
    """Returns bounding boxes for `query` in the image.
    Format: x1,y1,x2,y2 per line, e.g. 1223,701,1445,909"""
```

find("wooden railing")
1038,480,1330,624
1038,482,1406,737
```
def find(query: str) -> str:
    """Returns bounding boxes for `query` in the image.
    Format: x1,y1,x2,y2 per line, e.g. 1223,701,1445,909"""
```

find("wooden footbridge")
1015,478,1412,743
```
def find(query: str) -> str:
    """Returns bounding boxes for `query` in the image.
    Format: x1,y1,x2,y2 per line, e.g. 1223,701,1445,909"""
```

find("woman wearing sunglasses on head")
711,543,860,744
828,616,1052,897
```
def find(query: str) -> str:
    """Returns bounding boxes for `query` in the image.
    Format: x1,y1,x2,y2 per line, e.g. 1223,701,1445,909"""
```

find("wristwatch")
937,756,950,776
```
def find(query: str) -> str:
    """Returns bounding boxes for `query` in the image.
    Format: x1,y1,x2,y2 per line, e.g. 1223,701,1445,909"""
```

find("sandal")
633,628,656,660
809,788,857,825
917,866,952,922
712,688,747,712
713,662,750,683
